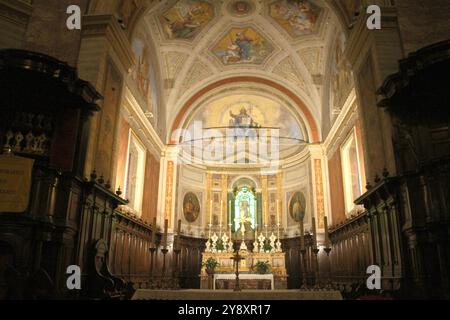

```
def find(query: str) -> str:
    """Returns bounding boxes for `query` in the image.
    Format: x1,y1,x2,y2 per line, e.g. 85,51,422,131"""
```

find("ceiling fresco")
135,0,347,138
188,94,306,140
212,27,274,65
159,0,215,40
268,0,322,38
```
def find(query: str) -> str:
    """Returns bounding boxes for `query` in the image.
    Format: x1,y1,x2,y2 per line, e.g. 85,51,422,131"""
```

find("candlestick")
177,219,182,236
312,217,317,249
209,199,213,226
276,200,280,226
220,200,223,227
277,223,280,240
324,216,331,247
254,199,257,228
263,201,267,226
151,217,157,247
228,200,232,226
163,219,168,249
299,218,305,250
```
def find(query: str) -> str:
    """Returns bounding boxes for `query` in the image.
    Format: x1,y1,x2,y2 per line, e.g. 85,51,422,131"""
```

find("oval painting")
183,192,200,223
289,192,306,222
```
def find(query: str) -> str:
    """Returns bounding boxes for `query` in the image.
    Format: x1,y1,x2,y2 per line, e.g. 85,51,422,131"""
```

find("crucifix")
230,245,245,292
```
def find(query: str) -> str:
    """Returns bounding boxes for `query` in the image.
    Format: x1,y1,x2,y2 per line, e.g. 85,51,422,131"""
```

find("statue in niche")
234,200,253,238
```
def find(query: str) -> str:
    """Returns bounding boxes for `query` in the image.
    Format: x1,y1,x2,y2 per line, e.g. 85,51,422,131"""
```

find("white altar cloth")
213,274,274,290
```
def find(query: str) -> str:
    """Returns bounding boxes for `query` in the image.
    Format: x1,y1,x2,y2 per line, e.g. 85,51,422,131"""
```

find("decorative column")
309,145,327,232
157,146,179,232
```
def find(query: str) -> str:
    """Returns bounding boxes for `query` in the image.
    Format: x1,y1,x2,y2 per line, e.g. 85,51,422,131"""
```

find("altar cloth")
213,274,274,290
132,289,343,300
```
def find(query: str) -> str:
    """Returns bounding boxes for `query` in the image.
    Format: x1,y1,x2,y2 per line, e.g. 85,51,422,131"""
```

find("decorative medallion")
227,1,255,17
183,192,201,223
289,191,306,222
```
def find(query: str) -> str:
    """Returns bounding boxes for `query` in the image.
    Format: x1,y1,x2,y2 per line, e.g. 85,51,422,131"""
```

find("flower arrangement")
203,257,219,274
263,240,272,252
254,261,271,275
216,239,225,252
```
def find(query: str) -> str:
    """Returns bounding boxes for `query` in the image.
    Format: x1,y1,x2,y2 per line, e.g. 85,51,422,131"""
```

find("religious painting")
330,34,353,115
289,191,306,222
160,0,215,40
183,94,307,160
213,27,273,65
183,192,200,223
229,107,261,128
269,0,321,38
131,31,159,115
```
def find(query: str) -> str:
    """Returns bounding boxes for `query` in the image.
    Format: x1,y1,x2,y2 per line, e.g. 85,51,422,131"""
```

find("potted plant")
216,239,224,252
254,261,271,275
263,240,272,253
203,257,219,275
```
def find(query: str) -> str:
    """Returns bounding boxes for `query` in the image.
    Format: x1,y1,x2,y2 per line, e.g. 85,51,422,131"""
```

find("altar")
200,251,288,290
200,178,289,290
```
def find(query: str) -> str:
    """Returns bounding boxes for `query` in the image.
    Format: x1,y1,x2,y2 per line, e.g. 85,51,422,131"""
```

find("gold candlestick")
263,200,267,227
276,200,280,226
220,200,223,225
228,200,232,236
209,200,213,226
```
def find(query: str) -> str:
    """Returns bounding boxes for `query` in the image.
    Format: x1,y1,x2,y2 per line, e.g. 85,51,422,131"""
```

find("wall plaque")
0,156,34,213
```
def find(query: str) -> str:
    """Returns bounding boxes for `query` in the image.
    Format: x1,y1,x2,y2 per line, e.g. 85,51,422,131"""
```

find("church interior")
0,0,449,301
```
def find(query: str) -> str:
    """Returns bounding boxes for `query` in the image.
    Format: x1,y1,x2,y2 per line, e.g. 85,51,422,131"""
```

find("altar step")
132,289,343,300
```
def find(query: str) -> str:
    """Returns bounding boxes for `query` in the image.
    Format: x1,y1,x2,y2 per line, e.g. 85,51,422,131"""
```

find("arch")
229,176,259,190
169,76,321,144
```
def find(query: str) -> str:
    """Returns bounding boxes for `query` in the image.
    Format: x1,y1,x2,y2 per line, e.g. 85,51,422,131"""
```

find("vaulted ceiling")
135,0,347,141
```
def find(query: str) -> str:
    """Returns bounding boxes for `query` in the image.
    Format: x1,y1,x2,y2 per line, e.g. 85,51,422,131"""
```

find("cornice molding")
346,7,399,73
322,89,357,158
122,86,165,158
82,14,135,74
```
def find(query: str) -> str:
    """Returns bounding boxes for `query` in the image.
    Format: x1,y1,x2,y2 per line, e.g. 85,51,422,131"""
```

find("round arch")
168,76,321,144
